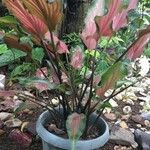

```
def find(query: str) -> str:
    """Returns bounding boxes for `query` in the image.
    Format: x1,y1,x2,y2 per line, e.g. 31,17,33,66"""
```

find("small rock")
141,112,150,120
139,92,147,97
120,121,128,129
51,98,59,106
136,124,142,128
114,145,132,150
22,109,30,114
140,102,145,106
115,93,123,101
138,96,150,103
130,128,135,133
104,113,117,121
121,115,130,121
0,129,5,136
0,74,5,90
109,99,118,107
5,118,22,128
144,120,150,127
9,129,32,148
0,112,13,121
131,115,145,126
125,99,134,105
123,106,132,114
110,125,138,148
48,124,65,135
141,128,147,132
134,129,150,150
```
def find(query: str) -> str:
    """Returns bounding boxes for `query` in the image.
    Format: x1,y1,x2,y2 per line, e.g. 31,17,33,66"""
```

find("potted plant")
2,0,150,149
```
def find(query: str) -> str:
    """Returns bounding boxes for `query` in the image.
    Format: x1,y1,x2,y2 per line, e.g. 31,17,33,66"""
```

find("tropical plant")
1,0,150,149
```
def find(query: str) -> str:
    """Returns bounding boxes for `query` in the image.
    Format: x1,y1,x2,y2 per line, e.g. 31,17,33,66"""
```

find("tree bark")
60,0,92,36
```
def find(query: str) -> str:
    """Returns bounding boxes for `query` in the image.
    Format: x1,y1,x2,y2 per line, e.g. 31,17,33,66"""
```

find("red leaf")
96,0,122,37
127,33,150,60
4,0,48,40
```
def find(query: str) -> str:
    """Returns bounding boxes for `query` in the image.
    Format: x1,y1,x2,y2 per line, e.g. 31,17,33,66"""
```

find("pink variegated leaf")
70,47,84,69
66,113,86,148
81,0,104,49
127,0,138,11
127,34,150,60
80,21,99,49
112,10,128,32
96,0,122,37
45,32,69,54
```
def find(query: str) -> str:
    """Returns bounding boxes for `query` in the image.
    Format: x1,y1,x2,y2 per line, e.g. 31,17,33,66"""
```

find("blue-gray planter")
36,109,109,150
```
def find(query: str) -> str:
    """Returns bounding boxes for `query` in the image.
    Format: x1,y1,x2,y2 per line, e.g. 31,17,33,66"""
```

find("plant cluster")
0,0,150,148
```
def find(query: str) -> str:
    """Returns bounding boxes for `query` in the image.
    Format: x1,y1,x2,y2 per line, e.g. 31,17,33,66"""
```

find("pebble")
114,145,132,150
121,115,130,121
141,112,150,120
109,99,118,107
0,129,5,136
0,74,5,90
0,112,13,121
120,121,128,129
4,118,22,128
138,96,150,103
123,106,132,114
131,115,145,125
104,113,117,121
144,120,150,127
140,102,144,106
136,124,142,128
110,125,138,148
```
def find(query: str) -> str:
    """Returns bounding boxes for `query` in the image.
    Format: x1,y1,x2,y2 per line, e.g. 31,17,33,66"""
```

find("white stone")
109,99,118,107
123,106,132,114
4,118,22,128
0,74,5,90
0,112,13,121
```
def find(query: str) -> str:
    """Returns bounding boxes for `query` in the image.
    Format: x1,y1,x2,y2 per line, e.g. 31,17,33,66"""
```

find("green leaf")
96,62,124,97
66,113,86,150
0,44,8,54
97,101,112,110
18,77,57,91
0,16,18,25
32,47,44,64
11,63,34,78
0,49,27,67
20,36,33,47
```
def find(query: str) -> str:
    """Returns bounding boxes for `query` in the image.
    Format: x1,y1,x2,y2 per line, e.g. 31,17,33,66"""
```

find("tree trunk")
60,0,92,36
